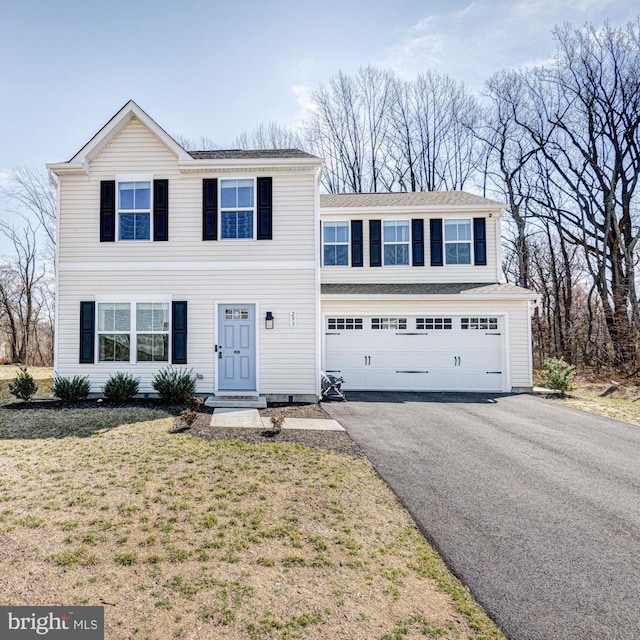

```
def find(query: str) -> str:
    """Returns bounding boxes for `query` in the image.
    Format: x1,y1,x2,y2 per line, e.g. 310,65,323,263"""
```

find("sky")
0,0,638,177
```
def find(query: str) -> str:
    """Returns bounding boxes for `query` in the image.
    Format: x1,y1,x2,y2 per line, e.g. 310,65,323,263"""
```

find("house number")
289,311,296,327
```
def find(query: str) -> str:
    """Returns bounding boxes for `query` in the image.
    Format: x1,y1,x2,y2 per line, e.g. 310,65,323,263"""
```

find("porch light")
265,311,274,329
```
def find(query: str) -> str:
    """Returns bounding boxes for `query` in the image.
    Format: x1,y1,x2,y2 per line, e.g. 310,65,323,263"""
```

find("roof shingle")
188,149,319,160
320,192,503,208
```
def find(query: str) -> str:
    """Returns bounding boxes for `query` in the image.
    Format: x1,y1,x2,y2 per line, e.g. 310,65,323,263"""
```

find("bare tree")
512,22,640,368
172,134,218,151
233,121,303,150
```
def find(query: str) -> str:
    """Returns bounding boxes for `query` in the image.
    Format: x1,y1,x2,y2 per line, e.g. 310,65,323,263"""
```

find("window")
444,219,472,265
323,222,350,266
98,302,169,362
383,220,410,265
225,308,249,320
98,303,131,361
416,318,452,330
327,318,363,330
372,317,407,330
461,317,498,330
118,181,151,241
136,303,169,362
220,179,254,239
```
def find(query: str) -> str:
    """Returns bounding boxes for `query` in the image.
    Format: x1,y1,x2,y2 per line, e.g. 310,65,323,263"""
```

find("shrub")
9,366,38,402
53,375,91,403
180,408,199,426
151,367,196,404
270,413,286,433
102,372,140,402
542,358,576,395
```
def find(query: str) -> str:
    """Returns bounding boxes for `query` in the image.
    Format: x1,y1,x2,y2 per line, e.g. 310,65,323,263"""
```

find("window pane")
324,224,336,243
137,334,169,362
237,180,254,208
119,182,135,209
98,303,130,331
444,220,458,241
221,210,236,238
335,245,348,265
397,221,409,241
237,211,253,238
120,214,135,240
136,303,153,331
99,334,130,361
384,245,397,265
457,243,471,264
114,304,130,331
220,181,237,208
446,243,459,264
383,222,396,242
134,213,150,240
335,222,349,243
324,245,336,266
134,182,150,210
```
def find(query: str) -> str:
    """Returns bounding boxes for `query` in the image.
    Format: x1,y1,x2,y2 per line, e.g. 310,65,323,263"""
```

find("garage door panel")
325,315,504,392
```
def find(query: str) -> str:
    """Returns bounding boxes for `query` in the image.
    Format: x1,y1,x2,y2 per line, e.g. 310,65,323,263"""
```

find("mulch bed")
177,401,365,458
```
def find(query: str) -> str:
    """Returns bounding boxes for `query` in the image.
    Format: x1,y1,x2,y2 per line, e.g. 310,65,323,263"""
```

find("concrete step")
204,395,267,409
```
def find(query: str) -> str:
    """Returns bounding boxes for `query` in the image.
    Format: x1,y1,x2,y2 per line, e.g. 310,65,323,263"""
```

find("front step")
204,395,267,409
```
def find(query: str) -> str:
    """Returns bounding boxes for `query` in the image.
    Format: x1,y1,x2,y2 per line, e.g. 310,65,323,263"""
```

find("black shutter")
256,177,272,240
172,301,188,364
474,217,487,266
100,180,116,242
351,220,363,267
430,219,443,266
79,301,95,364
369,220,382,267
202,179,217,240
153,179,169,241
411,219,424,266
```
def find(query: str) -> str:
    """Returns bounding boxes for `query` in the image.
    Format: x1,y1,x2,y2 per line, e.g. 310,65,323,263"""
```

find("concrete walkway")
210,408,344,431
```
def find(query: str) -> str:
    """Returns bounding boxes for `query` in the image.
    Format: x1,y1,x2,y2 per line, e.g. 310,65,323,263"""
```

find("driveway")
324,392,640,640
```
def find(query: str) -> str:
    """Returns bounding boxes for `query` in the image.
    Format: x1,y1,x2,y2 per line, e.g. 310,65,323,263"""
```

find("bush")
102,372,140,402
151,367,196,404
53,375,91,403
542,358,576,395
9,366,38,402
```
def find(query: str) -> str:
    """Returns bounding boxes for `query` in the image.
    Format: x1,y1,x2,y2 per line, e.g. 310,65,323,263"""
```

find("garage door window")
383,221,410,265
461,317,498,330
416,318,452,330
372,317,407,330
327,318,363,330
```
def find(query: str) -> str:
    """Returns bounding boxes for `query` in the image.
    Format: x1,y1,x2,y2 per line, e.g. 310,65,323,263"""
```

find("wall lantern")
265,311,274,329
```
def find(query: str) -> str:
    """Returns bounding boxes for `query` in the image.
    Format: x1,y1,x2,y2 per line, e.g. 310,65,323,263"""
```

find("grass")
0,406,505,639
550,377,640,427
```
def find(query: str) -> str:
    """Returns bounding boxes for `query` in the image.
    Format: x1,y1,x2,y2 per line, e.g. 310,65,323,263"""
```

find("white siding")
320,212,499,284
56,118,319,397
321,298,533,390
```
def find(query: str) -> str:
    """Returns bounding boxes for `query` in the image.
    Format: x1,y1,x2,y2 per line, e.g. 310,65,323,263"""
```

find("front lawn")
0,409,504,639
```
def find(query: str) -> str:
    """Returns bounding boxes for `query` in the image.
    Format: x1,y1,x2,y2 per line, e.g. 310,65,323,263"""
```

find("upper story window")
323,222,350,266
220,179,254,239
118,181,151,241
444,219,472,265
383,220,410,265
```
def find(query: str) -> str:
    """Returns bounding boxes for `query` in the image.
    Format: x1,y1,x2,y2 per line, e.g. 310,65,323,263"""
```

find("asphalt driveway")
324,392,640,640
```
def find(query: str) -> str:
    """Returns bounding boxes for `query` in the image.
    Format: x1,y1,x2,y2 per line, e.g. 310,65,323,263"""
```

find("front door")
217,305,256,391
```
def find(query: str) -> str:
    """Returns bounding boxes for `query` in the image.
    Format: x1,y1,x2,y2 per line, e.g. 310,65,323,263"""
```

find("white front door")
325,315,504,392
217,305,256,391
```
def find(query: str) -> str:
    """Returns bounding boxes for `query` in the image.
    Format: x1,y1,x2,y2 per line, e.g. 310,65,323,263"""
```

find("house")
47,101,536,402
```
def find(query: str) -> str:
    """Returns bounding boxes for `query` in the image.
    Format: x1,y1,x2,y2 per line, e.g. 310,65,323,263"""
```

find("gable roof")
320,192,503,208
68,100,192,164
321,282,537,299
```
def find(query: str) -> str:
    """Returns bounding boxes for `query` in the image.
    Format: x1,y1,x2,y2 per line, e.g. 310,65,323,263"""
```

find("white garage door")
324,315,504,392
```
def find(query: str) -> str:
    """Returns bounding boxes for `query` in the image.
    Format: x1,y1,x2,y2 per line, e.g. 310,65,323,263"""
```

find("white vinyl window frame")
322,221,350,267
96,298,171,364
444,218,473,265
382,219,410,266
116,174,154,242
219,177,256,240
